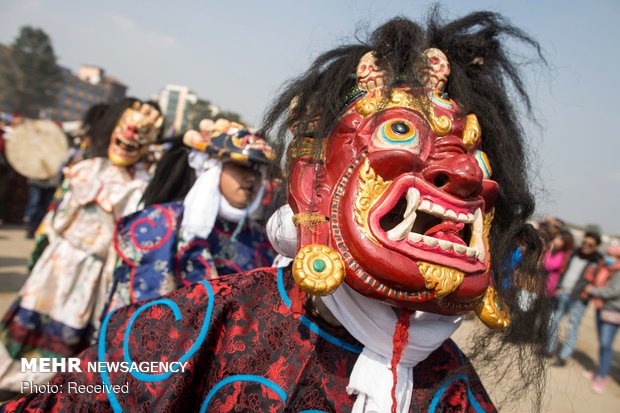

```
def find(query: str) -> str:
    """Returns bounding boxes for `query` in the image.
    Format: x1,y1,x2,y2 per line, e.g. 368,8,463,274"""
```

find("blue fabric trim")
277,267,362,354
123,280,214,382
99,281,214,412
298,316,362,354
277,267,292,307
98,308,122,413
428,373,486,413
200,374,287,413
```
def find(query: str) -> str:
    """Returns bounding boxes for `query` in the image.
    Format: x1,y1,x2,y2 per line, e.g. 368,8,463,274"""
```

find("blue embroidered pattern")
277,267,362,354
98,280,214,412
428,373,486,413
199,375,287,413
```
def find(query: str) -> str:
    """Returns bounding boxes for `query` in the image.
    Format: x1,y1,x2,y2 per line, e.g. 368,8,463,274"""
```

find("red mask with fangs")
288,50,509,329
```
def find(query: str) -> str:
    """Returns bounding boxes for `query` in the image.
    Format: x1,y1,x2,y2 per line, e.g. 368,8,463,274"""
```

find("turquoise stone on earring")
312,259,326,273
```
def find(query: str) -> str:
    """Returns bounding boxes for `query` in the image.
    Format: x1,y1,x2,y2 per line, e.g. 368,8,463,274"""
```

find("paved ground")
0,224,619,411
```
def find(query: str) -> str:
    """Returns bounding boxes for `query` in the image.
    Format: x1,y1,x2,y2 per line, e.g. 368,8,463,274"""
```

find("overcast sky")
1,0,619,235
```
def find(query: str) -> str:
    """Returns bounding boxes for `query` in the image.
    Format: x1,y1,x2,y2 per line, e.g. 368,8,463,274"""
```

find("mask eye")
429,90,455,110
474,150,492,178
379,119,419,146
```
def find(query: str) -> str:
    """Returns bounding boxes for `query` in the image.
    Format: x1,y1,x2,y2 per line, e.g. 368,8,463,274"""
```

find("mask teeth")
387,188,420,241
469,208,485,263
386,188,486,263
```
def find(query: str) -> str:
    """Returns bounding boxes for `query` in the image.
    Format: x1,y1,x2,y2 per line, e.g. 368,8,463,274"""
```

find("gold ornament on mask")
292,244,345,295
391,90,452,136
463,114,481,149
417,261,464,298
287,136,324,162
355,89,452,137
292,212,329,227
354,158,391,244
474,208,509,329
475,285,511,329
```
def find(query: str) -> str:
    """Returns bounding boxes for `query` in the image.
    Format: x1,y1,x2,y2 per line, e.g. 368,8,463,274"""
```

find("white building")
158,84,197,135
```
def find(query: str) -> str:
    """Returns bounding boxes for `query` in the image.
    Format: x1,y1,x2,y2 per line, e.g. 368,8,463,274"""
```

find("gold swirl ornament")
463,114,481,149
417,261,464,298
292,244,345,295
355,89,452,137
354,158,391,244
475,285,511,330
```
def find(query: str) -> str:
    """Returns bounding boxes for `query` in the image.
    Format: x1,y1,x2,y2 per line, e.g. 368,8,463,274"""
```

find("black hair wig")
80,103,110,135
141,137,196,206
145,100,164,142
262,9,549,411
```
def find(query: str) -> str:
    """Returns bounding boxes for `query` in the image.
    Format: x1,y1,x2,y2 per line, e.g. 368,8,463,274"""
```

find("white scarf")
322,282,462,413
265,203,462,412
265,204,298,260
181,150,265,240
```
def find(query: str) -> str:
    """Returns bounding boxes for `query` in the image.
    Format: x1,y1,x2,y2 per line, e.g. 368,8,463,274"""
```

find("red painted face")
288,86,498,314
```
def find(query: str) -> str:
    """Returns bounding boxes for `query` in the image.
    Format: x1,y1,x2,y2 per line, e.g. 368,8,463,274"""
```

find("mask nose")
122,124,138,139
422,153,483,198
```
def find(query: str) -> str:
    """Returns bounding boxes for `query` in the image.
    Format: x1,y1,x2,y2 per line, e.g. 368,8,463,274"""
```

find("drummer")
2,117,68,238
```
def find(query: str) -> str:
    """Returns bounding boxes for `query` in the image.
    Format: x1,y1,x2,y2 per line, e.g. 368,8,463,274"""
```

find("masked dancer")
0,98,163,395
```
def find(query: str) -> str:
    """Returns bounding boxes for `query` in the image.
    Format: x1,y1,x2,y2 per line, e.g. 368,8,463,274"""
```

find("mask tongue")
423,221,466,245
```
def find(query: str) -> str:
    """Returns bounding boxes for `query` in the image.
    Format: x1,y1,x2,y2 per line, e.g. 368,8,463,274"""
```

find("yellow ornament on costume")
292,244,345,295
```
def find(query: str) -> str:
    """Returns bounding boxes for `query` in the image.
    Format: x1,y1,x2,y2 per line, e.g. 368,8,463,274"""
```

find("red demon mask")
287,50,509,329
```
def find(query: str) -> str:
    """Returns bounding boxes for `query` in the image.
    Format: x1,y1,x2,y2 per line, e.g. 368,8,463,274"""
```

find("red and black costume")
2,268,493,412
